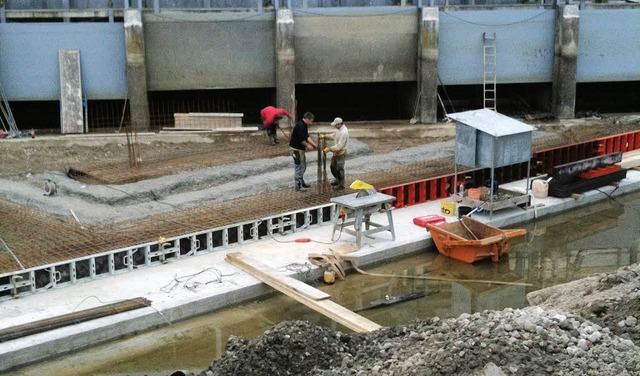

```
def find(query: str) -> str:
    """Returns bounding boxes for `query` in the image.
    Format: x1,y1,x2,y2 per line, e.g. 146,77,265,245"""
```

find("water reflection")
14,192,640,376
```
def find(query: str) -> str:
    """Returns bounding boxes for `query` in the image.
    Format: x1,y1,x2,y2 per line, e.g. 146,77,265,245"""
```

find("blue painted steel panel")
577,9,640,83
439,9,556,86
1,7,639,101
0,23,126,101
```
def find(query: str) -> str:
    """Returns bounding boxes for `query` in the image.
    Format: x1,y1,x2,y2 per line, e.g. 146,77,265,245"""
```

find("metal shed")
448,109,534,218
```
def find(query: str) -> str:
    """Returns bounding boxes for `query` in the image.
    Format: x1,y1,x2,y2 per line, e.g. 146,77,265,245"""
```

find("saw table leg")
384,202,396,241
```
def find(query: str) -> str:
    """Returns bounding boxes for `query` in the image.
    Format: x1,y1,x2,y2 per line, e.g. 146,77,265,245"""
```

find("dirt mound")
198,265,640,376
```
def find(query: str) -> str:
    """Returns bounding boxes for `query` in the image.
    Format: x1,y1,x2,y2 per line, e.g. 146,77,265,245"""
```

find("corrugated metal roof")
448,109,534,137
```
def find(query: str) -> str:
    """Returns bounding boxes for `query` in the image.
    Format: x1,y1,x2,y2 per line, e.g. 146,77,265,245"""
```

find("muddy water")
14,191,640,376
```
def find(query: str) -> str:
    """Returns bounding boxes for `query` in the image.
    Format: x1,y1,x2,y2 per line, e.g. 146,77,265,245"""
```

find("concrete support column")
418,7,439,124
275,10,296,121
551,4,579,120
124,10,150,132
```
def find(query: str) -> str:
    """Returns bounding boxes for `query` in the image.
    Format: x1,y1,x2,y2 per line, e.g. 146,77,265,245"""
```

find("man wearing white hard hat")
322,117,349,191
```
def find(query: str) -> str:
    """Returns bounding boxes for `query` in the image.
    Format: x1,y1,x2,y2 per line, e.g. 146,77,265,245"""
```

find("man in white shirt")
323,117,349,191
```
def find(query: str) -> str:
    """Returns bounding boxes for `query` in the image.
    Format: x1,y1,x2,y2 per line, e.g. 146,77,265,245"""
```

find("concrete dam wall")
0,2,639,128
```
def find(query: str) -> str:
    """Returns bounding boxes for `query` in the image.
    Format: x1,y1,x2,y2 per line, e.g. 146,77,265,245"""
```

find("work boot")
332,185,345,191
295,182,307,192
301,180,311,188
330,180,339,186
273,137,279,144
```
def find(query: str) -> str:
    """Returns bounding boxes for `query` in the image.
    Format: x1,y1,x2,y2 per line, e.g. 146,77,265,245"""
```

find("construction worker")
322,117,349,191
260,106,291,145
289,112,317,191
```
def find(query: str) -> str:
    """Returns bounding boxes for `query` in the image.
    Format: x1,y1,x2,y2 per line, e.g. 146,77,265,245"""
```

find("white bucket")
532,179,549,198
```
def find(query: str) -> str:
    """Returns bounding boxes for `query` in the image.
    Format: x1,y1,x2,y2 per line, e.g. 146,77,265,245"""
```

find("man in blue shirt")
288,112,317,191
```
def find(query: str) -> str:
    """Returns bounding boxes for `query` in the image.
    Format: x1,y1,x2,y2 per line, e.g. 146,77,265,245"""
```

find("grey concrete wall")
142,12,276,90
294,10,418,84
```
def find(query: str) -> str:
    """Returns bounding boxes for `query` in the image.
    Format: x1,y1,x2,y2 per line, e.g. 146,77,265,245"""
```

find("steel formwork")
0,203,334,301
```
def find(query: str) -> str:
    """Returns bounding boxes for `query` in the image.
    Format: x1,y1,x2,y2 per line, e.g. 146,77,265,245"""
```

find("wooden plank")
329,244,357,255
618,152,640,169
226,252,382,333
0,298,151,343
227,252,330,301
622,149,640,158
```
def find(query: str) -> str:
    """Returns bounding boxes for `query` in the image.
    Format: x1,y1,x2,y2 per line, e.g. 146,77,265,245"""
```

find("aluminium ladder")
0,82,20,137
482,32,497,111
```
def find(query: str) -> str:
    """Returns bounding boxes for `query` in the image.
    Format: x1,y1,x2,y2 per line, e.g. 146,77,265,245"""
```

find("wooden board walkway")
225,252,382,333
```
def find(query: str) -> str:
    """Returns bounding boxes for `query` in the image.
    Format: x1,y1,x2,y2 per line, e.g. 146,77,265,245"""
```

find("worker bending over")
260,106,291,145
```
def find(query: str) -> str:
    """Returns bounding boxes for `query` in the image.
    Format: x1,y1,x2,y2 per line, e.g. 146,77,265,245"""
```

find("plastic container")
413,214,446,227
532,179,549,198
468,188,481,201
440,199,456,217
457,206,474,219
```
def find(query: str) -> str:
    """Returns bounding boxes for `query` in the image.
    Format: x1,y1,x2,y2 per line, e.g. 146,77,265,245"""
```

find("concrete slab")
1,169,639,372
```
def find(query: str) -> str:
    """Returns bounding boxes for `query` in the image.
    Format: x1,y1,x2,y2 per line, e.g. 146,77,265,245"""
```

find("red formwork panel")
606,137,614,154
395,185,405,208
418,181,427,204
442,176,452,197
407,183,416,206
596,130,640,155
534,140,601,174
620,134,629,152
632,132,640,150
429,179,439,200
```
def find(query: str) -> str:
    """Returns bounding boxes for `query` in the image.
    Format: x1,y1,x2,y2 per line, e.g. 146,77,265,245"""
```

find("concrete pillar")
551,4,579,120
275,10,296,121
418,7,439,124
124,10,150,132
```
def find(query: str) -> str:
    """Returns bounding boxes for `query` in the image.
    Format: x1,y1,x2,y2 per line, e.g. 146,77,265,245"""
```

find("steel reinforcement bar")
380,130,640,208
0,203,335,301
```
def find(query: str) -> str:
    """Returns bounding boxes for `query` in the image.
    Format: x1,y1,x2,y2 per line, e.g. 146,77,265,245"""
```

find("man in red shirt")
260,106,292,145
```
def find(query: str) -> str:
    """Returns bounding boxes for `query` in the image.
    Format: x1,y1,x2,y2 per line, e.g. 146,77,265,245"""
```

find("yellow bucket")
440,199,456,217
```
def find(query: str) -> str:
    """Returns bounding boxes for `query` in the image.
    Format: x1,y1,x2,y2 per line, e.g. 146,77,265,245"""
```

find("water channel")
14,191,640,376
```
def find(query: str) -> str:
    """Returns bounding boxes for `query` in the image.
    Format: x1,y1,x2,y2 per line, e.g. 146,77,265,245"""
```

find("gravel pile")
198,264,640,376
528,264,640,347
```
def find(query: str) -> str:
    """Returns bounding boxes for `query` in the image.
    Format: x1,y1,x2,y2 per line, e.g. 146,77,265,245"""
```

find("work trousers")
330,153,346,187
289,148,307,187
266,122,278,142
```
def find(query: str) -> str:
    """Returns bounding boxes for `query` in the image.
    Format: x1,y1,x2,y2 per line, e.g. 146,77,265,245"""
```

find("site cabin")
425,216,526,264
